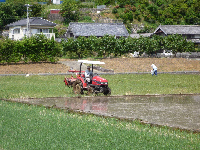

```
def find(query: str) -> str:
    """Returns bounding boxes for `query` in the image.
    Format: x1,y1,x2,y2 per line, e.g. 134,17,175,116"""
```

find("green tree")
185,0,200,24
97,35,116,57
163,34,190,57
95,0,115,5
0,38,22,63
14,3,27,20
114,36,127,56
0,3,17,31
30,3,44,17
21,34,61,62
60,0,80,24
116,0,135,8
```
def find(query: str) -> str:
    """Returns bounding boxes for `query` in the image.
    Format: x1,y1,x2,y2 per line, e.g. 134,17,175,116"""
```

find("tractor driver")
85,66,93,83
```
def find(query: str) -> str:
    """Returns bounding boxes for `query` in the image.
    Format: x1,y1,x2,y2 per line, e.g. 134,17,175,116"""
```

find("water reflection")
13,94,200,131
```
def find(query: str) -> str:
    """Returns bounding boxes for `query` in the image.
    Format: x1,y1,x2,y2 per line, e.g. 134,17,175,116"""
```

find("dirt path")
1,58,200,74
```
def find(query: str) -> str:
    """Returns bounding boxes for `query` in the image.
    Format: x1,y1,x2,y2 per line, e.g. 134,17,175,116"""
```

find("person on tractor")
85,66,93,83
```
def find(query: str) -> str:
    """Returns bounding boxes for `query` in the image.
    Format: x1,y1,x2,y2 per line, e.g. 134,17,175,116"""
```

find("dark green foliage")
30,3,44,17
0,34,195,63
0,3,18,31
112,0,200,26
59,0,80,24
0,35,61,63
21,35,61,63
163,34,194,57
61,34,194,58
0,38,22,63
117,0,136,8
112,7,118,14
0,2,44,31
94,0,115,5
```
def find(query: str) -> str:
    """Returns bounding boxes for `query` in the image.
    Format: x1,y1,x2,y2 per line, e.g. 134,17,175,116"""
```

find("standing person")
151,64,157,76
85,66,93,83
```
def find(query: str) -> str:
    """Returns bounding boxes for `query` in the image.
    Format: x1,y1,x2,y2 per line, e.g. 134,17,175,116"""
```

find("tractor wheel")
87,87,94,95
73,80,83,94
103,87,111,96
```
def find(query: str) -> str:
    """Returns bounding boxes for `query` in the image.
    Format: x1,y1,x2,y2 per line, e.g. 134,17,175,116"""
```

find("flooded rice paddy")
9,94,200,132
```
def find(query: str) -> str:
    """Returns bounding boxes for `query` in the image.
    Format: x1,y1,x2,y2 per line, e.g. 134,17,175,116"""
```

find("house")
153,25,200,46
66,22,129,38
53,0,60,4
6,17,56,40
52,0,63,4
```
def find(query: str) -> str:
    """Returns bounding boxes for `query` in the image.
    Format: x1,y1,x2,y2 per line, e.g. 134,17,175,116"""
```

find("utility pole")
25,4,31,37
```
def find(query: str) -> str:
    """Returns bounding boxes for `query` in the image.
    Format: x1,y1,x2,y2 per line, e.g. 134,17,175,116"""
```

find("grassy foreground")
0,74,200,98
1,100,199,150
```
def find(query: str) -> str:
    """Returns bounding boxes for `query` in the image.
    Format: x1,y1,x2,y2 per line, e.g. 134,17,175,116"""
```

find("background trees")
59,0,80,24
0,3,20,31
0,2,44,32
61,35,195,59
0,35,61,63
0,0,199,32
112,0,200,31
0,34,196,63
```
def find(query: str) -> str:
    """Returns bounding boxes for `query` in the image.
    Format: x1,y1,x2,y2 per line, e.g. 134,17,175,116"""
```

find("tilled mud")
6,94,200,133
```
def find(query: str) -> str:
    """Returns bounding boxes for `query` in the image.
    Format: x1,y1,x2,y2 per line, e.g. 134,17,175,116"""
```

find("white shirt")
151,64,157,70
85,69,93,78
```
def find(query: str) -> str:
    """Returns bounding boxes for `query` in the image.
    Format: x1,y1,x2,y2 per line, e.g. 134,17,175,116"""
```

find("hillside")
1,0,199,34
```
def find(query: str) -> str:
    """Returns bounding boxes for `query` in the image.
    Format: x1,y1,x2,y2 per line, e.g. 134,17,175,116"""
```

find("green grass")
1,100,199,150
105,74,200,96
0,74,200,99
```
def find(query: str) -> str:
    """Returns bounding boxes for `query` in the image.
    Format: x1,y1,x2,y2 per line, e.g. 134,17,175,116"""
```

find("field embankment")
1,58,200,74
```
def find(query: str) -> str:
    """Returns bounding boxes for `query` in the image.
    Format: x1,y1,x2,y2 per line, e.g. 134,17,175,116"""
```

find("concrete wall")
48,14,64,22
151,52,200,58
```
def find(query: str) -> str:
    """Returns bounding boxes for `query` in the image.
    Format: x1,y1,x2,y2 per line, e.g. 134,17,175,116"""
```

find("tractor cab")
64,60,111,95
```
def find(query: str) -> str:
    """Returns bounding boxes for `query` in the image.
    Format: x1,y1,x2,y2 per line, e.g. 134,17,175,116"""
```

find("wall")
48,14,64,22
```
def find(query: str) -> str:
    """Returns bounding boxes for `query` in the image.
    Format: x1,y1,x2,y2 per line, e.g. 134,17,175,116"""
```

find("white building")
53,0,60,4
6,17,56,40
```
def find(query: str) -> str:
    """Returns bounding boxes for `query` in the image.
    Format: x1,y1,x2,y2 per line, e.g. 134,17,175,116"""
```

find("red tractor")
64,60,111,95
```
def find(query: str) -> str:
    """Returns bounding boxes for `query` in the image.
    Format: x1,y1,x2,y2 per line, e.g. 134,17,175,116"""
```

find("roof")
154,25,200,35
7,17,56,27
68,22,129,37
130,33,152,38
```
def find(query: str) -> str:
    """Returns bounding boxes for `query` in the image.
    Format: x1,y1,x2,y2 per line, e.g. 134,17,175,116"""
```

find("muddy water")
11,94,200,131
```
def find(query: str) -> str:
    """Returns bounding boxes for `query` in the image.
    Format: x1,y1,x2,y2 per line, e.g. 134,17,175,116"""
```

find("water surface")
11,94,200,131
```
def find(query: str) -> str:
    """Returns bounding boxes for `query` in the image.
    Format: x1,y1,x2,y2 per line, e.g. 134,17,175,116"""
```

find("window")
43,29,49,33
194,35,200,39
187,35,195,39
37,29,49,33
13,28,20,34
31,29,38,34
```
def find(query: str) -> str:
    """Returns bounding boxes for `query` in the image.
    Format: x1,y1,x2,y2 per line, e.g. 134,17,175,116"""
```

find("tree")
60,0,80,24
30,3,44,17
0,3,17,31
14,3,27,20
0,38,21,63
163,34,190,57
